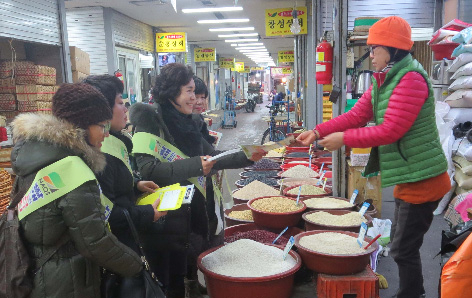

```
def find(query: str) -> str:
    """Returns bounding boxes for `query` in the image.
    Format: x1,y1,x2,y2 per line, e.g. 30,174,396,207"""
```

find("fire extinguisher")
114,70,124,84
316,39,333,85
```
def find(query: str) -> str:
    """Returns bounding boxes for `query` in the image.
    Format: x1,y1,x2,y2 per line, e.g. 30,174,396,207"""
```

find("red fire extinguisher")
114,70,124,84
316,39,333,85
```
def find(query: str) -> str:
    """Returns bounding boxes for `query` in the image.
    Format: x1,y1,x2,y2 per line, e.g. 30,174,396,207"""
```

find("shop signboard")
271,66,293,75
231,62,245,72
156,32,187,52
265,7,307,36
194,48,216,62
240,66,251,73
219,57,235,69
251,67,264,71
278,50,294,63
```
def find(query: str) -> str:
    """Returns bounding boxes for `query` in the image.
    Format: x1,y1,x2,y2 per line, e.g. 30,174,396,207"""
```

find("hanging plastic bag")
441,232,472,297
367,218,392,246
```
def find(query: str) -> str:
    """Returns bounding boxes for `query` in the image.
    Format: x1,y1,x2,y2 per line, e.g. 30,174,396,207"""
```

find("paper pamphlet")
240,135,295,159
207,148,241,162
136,183,191,211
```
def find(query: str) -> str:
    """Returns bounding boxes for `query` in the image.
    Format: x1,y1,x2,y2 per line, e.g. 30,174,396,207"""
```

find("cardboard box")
69,46,90,74
0,40,26,60
72,70,88,83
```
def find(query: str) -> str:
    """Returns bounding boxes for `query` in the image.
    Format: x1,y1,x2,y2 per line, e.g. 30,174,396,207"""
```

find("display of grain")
304,197,354,209
233,180,280,200
305,211,367,226
299,232,368,255
251,196,303,213
287,184,327,195
281,165,318,178
228,210,253,221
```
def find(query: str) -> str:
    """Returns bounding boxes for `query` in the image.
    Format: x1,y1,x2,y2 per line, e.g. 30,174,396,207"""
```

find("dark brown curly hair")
152,63,194,106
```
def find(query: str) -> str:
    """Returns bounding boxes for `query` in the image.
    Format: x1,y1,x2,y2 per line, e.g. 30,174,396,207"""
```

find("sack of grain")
17,101,52,112
0,61,34,79
16,85,55,101
0,78,15,94
0,94,16,111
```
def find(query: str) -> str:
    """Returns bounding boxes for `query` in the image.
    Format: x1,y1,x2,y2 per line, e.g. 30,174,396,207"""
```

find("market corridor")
210,100,448,298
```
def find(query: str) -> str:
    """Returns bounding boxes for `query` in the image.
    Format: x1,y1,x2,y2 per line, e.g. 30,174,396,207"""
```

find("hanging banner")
250,67,264,71
231,62,245,72
278,50,294,63
271,66,293,75
240,66,251,73
156,32,187,52
265,7,307,36
219,57,235,69
194,48,216,62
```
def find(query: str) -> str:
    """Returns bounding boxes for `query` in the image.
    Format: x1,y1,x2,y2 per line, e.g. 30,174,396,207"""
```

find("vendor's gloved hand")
375,272,388,289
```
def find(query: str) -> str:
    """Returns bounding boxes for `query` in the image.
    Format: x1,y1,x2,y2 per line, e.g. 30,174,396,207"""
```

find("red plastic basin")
302,209,373,233
224,203,253,227
197,244,302,298
301,196,356,211
283,185,333,198
248,196,307,229
430,43,459,60
224,223,304,242
294,230,378,275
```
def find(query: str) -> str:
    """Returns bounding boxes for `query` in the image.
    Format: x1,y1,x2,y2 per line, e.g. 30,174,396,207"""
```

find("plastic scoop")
364,234,381,250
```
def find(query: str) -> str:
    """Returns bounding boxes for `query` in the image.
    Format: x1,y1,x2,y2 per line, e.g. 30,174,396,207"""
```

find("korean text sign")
265,7,307,36
194,48,216,62
156,32,187,52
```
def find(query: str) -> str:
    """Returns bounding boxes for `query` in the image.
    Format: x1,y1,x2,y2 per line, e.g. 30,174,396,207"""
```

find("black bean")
246,159,281,170
236,177,279,187
225,230,289,246
241,171,278,178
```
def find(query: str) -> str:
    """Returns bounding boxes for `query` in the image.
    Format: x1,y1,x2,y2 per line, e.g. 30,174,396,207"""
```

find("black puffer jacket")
97,131,155,252
129,103,252,251
10,114,142,298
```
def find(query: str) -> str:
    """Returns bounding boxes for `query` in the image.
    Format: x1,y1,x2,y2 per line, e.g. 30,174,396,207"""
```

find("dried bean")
225,230,289,245
227,210,253,221
236,177,279,187
285,152,310,158
241,171,278,178
233,180,280,200
246,159,281,170
251,196,303,213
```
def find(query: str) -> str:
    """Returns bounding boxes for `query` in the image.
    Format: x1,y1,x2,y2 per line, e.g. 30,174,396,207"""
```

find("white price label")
349,189,359,204
283,236,295,260
358,202,370,216
357,222,368,247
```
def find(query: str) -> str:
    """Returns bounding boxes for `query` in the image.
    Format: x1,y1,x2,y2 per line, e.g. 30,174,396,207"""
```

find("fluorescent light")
237,43,263,46
218,33,258,38
239,49,268,53
225,38,258,43
183,7,243,13
230,44,238,46
209,27,254,32
198,19,249,24
236,46,266,50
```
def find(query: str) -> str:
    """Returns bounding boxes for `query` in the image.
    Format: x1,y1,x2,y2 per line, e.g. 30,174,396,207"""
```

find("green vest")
367,54,447,187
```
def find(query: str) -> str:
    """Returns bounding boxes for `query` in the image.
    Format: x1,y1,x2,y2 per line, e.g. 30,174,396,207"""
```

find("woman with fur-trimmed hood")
9,83,142,298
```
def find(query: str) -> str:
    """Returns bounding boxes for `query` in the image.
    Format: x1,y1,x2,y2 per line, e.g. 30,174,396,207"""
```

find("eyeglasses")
368,45,381,55
96,122,111,134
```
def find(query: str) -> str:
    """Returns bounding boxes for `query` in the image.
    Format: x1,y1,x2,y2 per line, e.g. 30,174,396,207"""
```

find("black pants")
390,198,439,298
145,248,187,298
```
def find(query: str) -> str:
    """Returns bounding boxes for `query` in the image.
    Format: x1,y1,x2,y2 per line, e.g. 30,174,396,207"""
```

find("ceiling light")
240,49,268,52
225,38,259,43
231,44,238,46
183,7,243,13
236,46,266,50
198,19,249,24
209,27,254,32
218,33,258,38
237,43,263,46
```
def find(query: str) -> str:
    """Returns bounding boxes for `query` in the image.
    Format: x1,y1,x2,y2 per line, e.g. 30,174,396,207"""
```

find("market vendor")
129,63,263,298
297,16,450,298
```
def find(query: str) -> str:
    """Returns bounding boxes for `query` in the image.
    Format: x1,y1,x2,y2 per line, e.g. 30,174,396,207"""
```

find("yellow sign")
156,32,187,52
219,57,235,69
235,62,244,72
240,66,251,73
194,48,216,62
251,67,264,71
271,66,293,75
278,50,294,63
265,7,307,36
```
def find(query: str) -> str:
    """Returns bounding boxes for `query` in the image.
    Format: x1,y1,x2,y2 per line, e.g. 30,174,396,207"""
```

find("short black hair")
82,75,124,108
152,63,194,106
194,76,208,98
385,46,410,63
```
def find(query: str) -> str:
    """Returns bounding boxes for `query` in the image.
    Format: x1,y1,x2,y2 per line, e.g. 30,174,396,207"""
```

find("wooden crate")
347,160,382,217
317,265,379,298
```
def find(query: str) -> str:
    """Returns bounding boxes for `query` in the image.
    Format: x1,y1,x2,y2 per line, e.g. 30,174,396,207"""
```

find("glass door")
116,48,141,104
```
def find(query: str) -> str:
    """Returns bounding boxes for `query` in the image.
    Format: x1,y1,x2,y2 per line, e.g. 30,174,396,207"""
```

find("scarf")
161,103,203,157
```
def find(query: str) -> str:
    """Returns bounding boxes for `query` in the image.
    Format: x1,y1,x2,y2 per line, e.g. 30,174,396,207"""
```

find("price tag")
349,189,359,204
296,185,302,205
282,236,295,260
317,170,327,185
358,202,370,216
357,222,368,247
272,226,288,244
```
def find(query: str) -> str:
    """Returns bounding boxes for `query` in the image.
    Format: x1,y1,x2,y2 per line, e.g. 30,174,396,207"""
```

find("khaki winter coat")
10,113,142,298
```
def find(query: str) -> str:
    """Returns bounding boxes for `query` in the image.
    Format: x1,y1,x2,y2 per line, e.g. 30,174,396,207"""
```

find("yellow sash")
101,134,133,176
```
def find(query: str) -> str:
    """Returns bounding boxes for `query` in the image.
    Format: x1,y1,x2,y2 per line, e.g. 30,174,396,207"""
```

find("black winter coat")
129,103,252,252
10,114,142,298
97,131,155,252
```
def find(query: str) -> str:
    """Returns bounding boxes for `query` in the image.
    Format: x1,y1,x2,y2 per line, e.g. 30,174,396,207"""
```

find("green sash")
17,156,113,222
101,134,133,175
132,132,206,197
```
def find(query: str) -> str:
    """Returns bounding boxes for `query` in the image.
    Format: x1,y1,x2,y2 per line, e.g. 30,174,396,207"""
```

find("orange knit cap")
367,16,414,51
